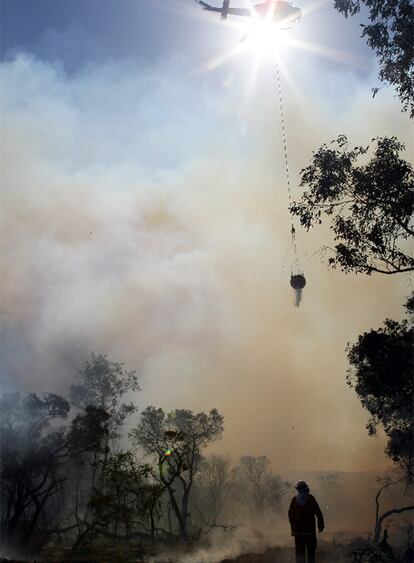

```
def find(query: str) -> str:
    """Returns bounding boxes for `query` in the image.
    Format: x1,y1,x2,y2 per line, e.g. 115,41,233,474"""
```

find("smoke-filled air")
1,0,413,562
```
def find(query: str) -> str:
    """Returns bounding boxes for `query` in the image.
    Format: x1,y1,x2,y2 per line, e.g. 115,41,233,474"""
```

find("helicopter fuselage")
197,0,301,24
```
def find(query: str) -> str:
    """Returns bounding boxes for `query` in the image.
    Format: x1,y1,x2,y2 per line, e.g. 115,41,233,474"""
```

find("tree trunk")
375,505,414,543
180,483,192,541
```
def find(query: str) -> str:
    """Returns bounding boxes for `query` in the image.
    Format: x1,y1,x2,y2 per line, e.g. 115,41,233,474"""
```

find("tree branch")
369,266,414,275
376,505,414,543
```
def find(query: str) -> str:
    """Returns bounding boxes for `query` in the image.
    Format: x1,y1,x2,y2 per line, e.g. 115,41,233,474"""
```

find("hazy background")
1,0,412,477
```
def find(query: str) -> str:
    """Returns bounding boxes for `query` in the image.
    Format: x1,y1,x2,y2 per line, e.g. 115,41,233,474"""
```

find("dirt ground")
0,543,348,563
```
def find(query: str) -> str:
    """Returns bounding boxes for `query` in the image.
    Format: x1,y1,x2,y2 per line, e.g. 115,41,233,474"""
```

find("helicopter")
195,0,301,24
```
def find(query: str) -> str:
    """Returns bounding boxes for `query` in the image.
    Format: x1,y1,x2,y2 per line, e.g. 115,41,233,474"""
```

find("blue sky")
2,0,373,72
1,0,411,473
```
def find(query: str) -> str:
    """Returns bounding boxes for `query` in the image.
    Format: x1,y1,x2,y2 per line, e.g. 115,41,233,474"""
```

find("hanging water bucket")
290,273,306,290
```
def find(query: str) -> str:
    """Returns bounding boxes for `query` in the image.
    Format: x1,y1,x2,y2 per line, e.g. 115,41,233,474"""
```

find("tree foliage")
87,452,160,540
0,357,232,551
131,407,224,539
0,393,70,548
68,355,140,549
234,456,289,520
196,454,234,526
290,135,414,275
67,406,110,458
333,0,414,116
346,298,414,481
70,353,139,435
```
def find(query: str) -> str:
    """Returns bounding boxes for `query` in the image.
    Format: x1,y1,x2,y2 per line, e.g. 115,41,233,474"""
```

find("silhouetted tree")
131,407,224,540
195,454,234,526
86,452,162,542
234,456,289,521
333,0,414,116
0,392,70,549
70,353,139,435
346,297,414,482
64,406,112,550
67,405,111,493
372,473,414,545
291,135,414,275
68,354,140,549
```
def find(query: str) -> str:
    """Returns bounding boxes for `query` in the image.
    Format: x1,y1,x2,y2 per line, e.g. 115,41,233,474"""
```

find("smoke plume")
1,52,412,477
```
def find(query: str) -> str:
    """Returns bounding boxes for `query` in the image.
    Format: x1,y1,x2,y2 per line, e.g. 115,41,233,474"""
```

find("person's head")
295,480,310,493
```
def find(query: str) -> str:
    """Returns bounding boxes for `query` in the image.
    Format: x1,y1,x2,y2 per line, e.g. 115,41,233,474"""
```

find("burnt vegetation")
1,349,413,562
0,354,293,560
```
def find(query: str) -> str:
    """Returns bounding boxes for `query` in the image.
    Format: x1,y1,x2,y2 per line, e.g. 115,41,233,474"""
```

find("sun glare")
201,0,361,112
242,20,286,56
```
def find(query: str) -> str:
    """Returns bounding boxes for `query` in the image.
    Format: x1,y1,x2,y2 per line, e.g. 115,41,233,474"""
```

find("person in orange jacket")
288,481,325,563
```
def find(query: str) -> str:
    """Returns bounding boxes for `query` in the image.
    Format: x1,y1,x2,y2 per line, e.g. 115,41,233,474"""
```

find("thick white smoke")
1,52,411,476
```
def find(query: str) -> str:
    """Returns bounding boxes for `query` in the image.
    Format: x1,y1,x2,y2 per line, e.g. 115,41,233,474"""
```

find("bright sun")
242,20,287,56
205,19,287,72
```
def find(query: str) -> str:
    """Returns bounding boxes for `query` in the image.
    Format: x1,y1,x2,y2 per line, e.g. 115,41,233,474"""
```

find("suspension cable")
275,60,299,272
